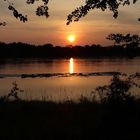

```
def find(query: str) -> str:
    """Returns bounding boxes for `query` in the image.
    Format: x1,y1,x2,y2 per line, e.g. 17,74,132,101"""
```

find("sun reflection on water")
69,58,74,74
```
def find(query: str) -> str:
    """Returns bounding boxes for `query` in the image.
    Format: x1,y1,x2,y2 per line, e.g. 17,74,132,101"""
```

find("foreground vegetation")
1,99,140,140
0,74,140,140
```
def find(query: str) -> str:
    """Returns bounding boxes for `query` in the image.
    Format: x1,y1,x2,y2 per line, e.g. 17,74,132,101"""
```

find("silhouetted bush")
92,74,140,105
0,82,24,103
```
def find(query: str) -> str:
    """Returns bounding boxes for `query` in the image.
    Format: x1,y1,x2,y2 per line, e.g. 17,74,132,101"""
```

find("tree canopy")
67,0,139,25
0,0,139,26
106,33,140,48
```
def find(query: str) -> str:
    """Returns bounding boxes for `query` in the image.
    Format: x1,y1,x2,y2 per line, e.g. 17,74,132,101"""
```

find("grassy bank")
0,99,140,140
0,74,140,140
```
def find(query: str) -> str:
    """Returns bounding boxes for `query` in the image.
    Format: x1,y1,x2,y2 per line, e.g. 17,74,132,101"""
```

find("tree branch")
67,0,139,25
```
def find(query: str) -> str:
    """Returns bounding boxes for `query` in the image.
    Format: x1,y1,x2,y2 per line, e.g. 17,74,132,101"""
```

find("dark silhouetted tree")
106,33,140,48
94,73,140,104
67,0,139,25
1,0,49,24
0,0,139,25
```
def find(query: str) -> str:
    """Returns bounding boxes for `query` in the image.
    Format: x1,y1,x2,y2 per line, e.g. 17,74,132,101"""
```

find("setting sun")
67,35,76,43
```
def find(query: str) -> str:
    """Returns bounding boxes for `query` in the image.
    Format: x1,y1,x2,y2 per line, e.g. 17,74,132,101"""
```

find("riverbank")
0,73,140,139
0,99,140,140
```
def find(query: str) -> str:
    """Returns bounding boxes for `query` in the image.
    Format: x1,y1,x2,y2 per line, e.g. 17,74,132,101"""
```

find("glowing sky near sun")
67,35,76,43
0,0,140,46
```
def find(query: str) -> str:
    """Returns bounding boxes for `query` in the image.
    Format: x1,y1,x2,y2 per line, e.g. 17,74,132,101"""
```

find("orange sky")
0,0,140,46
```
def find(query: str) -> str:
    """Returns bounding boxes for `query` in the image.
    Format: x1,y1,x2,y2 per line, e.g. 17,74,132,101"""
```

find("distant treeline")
0,42,140,58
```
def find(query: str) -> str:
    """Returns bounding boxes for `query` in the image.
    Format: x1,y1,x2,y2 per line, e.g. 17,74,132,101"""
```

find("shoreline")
0,72,122,79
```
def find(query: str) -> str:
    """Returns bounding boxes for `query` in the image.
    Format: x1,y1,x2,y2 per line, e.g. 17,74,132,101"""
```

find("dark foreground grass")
0,74,140,140
0,99,140,140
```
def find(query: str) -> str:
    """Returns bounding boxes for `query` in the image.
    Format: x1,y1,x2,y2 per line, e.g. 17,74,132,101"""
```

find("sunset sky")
0,0,140,46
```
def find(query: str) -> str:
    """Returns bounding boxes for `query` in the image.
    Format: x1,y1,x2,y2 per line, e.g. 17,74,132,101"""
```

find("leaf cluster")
106,33,140,45
8,5,27,22
67,0,138,25
0,22,6,26
26,0,49,18
1,0,139,25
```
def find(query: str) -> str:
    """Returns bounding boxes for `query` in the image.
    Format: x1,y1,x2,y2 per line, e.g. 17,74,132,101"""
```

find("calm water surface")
0,58,140,101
